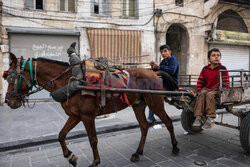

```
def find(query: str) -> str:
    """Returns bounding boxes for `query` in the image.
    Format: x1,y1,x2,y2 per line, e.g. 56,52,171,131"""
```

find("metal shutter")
209,44,250,70
9,34,79,100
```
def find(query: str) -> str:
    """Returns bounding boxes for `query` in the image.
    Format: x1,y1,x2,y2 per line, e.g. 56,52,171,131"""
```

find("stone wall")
0,0,155,103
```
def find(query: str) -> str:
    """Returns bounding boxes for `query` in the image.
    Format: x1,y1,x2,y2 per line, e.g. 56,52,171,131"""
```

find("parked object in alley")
3,51,179,167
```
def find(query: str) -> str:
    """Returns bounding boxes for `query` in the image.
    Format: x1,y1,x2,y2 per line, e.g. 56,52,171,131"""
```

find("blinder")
6,69,18,84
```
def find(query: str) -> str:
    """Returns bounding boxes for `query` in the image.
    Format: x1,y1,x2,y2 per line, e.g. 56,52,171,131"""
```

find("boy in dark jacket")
147,45,179,124
193,48,229,130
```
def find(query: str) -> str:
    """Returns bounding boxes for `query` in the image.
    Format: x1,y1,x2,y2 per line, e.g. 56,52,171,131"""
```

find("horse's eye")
2,71,8,79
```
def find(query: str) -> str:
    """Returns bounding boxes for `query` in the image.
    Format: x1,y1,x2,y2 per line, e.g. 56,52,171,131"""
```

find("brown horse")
4,53,179,167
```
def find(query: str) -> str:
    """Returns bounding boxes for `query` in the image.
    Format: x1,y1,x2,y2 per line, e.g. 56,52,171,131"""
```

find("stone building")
0,0,155,102
154,0,250,80
0,0,249,103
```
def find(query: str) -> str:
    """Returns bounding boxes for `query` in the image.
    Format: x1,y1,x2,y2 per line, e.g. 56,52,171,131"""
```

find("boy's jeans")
194,88,218,118
148,109,155,122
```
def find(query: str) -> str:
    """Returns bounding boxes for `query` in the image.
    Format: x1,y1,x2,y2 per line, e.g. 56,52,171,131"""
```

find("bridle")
5,58,34,101
5,58,73,106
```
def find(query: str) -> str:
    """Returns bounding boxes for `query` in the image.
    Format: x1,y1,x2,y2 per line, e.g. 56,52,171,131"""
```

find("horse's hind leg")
58,116,80,167
146,95,180,155
82,116,100,167
130,104,148,162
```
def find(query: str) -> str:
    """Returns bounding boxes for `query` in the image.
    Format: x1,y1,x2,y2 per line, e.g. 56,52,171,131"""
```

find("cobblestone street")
0,121,249,167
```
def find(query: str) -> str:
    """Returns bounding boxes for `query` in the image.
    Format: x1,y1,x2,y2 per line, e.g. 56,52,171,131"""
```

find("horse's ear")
70,42,76,49
9,52,17,66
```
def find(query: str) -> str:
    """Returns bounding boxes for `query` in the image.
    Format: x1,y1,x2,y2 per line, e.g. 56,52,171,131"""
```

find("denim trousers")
148,109,155,121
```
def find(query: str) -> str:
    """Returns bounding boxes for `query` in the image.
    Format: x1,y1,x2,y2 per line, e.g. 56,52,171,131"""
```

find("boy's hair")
208,48,221,58
160,45,170,51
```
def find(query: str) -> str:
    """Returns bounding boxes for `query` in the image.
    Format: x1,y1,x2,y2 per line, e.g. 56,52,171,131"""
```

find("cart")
178,70,250,154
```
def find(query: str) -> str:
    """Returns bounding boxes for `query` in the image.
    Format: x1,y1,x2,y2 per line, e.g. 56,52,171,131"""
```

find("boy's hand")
150,61,155,66
152,64,160,69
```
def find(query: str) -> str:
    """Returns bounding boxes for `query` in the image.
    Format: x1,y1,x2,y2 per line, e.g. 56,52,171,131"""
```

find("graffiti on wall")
32,44,64,60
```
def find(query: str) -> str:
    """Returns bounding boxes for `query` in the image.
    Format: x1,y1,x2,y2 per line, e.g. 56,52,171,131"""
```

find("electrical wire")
2,10,155,27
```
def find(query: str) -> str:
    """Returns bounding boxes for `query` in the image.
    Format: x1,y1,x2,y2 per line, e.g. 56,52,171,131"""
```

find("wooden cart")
179,70,250,154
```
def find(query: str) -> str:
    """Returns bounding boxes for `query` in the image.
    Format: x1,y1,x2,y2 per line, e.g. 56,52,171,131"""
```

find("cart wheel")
240,113,250,154
181,108,203,134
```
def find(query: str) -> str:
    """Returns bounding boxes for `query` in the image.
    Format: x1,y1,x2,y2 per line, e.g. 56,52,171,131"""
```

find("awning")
86,28,141,66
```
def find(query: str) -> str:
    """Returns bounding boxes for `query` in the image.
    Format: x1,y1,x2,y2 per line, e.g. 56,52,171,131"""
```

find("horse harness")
5,58,73,102
5,57,129,114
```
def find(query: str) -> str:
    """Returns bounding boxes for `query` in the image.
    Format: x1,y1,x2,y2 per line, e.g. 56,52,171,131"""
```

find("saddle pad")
84,71,128,90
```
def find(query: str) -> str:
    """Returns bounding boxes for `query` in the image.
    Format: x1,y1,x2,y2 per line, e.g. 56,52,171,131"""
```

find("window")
122,0,138,18
92,0,110,16
26,0,44,10
59,0,75,12
175,0,184,7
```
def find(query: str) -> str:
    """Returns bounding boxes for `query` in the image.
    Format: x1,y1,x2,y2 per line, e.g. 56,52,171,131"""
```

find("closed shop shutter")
9,34,79,62
9,33,79,99
86,28,141,68
209,44,250,70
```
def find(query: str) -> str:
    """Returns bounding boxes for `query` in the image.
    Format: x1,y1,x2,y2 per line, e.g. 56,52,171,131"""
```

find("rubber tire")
240,113,250,154
181,108,203,134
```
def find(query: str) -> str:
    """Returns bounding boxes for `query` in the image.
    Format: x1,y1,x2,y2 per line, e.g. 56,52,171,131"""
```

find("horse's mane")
35,57,69,66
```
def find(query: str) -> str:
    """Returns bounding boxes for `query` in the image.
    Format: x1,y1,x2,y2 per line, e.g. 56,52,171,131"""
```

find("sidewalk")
0,102,230,152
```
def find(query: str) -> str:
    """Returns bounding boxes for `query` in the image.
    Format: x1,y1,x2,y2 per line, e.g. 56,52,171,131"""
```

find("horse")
4,53,179,167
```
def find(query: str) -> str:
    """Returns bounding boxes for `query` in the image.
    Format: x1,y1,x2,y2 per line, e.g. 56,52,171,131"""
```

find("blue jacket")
159,55,179,83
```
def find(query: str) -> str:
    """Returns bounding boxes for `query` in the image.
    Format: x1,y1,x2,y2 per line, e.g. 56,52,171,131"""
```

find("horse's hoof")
172,147,180,155
138,150,143,155
130,154,139,162
69,155,78,167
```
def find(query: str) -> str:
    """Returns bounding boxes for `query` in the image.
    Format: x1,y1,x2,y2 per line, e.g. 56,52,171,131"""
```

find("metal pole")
78,85,194,98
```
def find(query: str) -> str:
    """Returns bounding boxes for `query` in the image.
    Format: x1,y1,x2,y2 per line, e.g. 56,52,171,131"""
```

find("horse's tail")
157,71,178,91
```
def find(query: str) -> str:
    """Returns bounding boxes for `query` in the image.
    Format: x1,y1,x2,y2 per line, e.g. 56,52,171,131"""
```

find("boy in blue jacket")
148,45,179,124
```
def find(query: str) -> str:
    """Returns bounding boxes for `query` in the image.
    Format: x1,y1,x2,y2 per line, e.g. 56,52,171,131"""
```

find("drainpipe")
154,8,162,63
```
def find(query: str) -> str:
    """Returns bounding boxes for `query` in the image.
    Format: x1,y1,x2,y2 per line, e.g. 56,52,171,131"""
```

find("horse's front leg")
82,116,100,167
58,116,80,167
130,104,148,162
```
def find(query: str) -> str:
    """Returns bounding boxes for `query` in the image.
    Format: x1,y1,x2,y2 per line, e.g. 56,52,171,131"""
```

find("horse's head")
3,53,31,109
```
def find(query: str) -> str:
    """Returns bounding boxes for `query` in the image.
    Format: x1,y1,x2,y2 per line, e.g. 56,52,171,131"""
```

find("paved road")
0,102,183,151
0,118,249,167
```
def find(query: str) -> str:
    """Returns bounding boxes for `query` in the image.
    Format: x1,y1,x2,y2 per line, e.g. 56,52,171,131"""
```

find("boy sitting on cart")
193,48,230,130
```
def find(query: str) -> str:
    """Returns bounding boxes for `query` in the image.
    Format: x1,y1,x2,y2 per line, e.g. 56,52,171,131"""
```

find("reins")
21,60,74,98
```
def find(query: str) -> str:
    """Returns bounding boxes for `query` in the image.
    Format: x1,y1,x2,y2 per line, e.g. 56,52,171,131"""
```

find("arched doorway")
166,24,189,75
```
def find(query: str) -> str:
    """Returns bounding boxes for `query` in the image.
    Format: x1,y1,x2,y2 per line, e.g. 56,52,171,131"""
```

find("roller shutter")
8,31,79,100
209,44,249,70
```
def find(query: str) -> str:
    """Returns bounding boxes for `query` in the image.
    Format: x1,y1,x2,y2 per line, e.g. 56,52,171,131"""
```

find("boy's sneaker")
192,116,202,127
202,119,215,130
148,117,156,126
